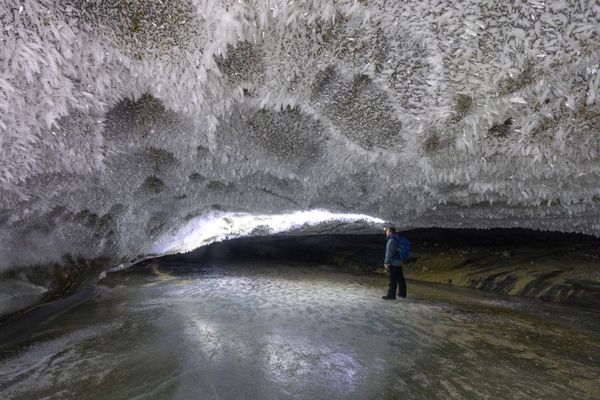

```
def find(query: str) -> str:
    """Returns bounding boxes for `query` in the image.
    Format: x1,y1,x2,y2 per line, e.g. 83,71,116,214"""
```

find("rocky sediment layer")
0,257,107,323
403,244,600,309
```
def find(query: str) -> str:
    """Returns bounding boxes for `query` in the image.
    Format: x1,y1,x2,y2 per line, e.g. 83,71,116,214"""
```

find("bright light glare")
151,210,385,255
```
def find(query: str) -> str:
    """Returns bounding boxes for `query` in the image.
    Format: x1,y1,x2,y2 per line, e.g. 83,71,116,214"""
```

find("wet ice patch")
2,264,600,400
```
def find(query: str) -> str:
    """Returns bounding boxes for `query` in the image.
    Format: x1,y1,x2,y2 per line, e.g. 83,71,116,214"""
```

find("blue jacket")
384,234,403,266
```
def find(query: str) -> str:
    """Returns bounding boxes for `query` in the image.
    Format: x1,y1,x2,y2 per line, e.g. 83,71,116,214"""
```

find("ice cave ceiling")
1,0,600,269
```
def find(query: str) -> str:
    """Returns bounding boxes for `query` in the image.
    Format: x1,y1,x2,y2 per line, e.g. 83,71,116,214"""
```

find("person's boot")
382,295,396,300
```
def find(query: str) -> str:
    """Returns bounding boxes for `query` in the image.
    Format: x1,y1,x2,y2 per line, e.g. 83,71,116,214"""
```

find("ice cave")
1,0,600,399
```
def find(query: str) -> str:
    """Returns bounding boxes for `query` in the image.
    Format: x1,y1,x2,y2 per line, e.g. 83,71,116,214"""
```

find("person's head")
384,226,396,237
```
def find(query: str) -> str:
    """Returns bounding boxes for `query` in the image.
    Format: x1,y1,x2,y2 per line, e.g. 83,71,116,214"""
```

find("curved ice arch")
151,210,385,255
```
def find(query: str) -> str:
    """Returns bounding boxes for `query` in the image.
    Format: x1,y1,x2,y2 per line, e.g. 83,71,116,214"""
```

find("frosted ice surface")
1,265,599,399
0,0,600,272
151,210,385,255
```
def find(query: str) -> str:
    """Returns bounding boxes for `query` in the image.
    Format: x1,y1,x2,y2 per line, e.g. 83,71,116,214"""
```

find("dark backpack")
396,235,411,261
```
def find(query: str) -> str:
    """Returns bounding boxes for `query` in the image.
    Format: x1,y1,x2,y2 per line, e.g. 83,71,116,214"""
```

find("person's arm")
384,239,394,268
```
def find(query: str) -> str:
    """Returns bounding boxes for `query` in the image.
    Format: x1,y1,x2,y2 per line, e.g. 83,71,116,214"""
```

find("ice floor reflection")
1,263,600,400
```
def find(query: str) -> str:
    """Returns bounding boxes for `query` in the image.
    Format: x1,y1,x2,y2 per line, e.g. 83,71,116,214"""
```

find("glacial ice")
151,210,385,256
0,0,600,274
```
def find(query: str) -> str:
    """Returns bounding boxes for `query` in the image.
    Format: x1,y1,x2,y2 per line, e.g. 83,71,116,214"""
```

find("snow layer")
1,0,600,270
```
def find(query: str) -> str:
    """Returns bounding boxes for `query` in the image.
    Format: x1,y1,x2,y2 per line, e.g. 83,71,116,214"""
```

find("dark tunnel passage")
150,228,600,309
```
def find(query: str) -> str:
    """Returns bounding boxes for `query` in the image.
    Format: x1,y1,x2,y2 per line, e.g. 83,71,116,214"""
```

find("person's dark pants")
387,265,407,298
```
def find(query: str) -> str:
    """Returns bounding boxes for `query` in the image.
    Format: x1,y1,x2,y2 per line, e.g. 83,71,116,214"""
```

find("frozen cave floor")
1,262,599,400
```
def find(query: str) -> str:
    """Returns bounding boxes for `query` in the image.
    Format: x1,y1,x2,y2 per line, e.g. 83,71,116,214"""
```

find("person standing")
382,226,407,300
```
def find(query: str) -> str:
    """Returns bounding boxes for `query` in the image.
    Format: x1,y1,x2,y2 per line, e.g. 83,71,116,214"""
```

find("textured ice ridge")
1,0,600,272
